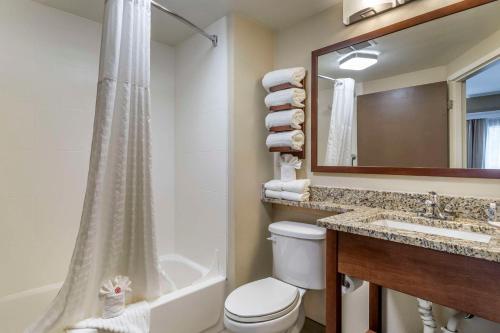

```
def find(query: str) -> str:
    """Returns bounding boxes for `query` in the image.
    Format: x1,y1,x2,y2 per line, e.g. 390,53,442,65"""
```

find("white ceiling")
318,1,500,84
34,0,339,45
466,60,500,97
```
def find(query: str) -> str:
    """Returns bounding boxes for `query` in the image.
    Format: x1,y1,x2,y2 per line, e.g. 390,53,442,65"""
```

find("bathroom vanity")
262,185,500,333
320,211,500,333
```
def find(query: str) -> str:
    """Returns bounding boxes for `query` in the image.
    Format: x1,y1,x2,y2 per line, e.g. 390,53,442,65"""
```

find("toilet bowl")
224,222,326,333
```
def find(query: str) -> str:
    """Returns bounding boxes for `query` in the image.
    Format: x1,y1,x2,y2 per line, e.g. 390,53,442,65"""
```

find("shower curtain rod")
151,0,218,47
318,74,337,82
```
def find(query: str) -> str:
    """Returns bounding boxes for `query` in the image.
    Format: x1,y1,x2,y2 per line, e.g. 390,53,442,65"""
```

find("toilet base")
284,302,305,333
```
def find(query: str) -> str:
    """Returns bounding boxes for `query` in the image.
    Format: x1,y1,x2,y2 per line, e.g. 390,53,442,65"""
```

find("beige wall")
274,0,500,332
275,0,500,197
228,14,275,289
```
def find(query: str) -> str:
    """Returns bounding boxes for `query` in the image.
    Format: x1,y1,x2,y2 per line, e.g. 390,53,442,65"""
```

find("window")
485,119,500,169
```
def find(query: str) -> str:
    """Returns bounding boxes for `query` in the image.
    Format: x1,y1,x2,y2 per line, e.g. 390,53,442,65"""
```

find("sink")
372,219,491,244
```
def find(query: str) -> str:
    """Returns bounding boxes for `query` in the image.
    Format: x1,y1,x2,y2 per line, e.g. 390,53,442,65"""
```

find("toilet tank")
269,221,326,290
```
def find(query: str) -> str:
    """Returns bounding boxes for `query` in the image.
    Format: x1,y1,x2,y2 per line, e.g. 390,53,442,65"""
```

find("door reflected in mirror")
316,1,500,171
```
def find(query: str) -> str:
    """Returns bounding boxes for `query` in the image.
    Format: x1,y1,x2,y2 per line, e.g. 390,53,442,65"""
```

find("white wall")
174,17,229,275
274,0,500,332
0,1,175,331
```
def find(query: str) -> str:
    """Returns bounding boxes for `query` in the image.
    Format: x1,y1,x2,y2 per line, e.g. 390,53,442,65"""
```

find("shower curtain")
324,78,356,166
28,0,168,332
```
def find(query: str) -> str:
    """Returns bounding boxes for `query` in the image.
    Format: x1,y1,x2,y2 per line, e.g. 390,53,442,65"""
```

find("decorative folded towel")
266,130,304,151
265,109,304,130
262,67,306,92
264,179,311,194
68,302,150,333
280,154,302,181
264,88,306,109
265,190,310,202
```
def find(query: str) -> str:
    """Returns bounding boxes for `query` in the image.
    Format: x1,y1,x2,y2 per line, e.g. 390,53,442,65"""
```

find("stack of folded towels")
262,67,307,151
264,179,311,202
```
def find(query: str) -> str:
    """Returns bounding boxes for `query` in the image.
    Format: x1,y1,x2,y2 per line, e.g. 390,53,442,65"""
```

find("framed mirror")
311,0,500,178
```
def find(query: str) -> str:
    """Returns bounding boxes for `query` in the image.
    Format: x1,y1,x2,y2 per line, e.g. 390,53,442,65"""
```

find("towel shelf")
266,75,307,159
269,147,303,155
269,82,300,92
269,104,296,112
269,125,299,132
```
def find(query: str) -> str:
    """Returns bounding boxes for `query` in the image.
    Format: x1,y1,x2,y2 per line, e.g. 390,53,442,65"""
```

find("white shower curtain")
324,78,356,166
28,1,168,332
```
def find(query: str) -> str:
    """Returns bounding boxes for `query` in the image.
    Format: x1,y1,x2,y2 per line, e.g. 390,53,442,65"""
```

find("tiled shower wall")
174,17,229,275
0,1,175,331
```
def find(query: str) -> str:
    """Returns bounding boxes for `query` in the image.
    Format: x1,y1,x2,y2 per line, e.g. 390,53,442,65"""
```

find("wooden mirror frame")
311,0,500,178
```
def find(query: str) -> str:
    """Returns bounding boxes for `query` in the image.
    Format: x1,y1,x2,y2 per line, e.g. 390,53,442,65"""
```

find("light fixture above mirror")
343,0,416,25
338,52,378,71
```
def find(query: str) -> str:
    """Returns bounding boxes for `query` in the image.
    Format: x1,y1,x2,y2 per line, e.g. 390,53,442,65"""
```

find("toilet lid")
224,277,299,323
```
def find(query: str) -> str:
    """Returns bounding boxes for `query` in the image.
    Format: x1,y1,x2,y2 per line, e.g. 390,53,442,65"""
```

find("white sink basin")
372,219,491,244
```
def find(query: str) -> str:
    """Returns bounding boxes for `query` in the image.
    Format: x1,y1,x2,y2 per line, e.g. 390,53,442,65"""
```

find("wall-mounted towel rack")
267,76,307,159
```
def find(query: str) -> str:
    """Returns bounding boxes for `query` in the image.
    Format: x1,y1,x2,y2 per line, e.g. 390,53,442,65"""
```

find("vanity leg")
326,230,342,333
368,283,382,333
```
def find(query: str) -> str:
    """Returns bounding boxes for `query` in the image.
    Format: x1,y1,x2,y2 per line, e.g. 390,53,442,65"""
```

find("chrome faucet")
418,191,455,221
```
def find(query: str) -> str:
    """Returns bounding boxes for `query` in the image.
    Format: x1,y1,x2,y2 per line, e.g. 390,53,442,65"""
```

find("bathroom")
0,0,499,332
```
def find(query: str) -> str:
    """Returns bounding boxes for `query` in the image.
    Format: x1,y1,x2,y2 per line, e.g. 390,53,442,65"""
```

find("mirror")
312,0,500,178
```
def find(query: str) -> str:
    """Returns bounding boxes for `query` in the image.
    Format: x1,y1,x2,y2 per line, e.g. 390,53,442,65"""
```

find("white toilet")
224,221,326,333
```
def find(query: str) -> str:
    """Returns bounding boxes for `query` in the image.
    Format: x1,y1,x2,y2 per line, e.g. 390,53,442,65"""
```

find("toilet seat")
224,278,299,323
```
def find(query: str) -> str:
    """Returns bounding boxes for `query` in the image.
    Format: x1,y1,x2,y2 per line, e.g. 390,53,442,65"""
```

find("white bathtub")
150,255,226,333
4,255,225,333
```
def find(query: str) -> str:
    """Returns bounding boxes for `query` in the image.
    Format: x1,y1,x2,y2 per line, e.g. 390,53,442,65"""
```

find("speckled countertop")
262,188,500,263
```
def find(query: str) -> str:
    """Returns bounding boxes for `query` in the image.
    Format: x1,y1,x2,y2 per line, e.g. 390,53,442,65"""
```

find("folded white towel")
264,189,282,200
265,88,306,109
69,302,150,333
282,191,310,202
265,190,310,202
264,180,283,191
265,109,304,130
264,179,311,194
262,67,306,92
266,130,304,150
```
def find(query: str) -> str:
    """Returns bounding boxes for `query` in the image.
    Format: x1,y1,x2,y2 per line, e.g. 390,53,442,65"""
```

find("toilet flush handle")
267,236,276,242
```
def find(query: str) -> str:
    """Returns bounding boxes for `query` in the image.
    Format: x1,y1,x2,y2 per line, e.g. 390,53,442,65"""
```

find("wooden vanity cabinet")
326,230,500,333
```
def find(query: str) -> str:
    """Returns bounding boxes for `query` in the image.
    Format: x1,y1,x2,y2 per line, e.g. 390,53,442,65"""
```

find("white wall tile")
174,17,229,273
0,0,176,314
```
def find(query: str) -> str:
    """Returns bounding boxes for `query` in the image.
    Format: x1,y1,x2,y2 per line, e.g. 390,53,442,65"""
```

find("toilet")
224,221,326,333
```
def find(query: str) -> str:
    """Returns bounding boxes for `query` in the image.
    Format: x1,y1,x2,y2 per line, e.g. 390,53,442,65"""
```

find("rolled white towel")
265,190,309,202
265,88,306,109
265,109,304,130
266,130,304,151
262,67,306,92
264,179,310,194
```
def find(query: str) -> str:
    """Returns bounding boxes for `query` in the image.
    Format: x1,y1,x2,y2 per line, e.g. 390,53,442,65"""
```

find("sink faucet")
418,191,455,221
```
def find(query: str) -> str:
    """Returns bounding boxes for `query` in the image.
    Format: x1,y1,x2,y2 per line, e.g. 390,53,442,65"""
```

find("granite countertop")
262,196,500,263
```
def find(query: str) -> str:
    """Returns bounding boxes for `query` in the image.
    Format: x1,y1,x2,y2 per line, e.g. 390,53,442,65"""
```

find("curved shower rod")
151,0,218,47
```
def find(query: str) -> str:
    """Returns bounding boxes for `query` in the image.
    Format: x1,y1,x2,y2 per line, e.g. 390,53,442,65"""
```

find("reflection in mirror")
317,1,500,170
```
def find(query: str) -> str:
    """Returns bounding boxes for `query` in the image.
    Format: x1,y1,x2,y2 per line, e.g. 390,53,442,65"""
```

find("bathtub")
5,255,225,333
150,254,226,333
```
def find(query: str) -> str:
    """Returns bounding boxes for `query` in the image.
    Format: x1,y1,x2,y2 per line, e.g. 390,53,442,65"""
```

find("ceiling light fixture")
338,52,378,71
